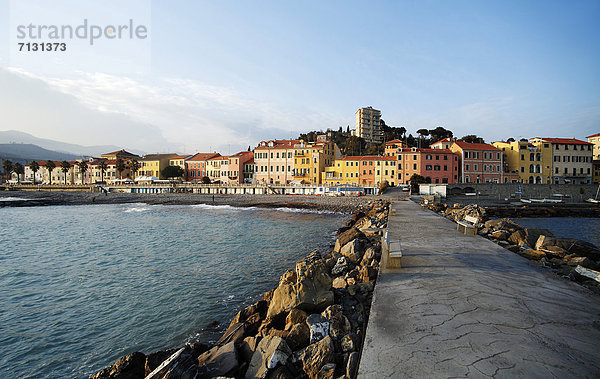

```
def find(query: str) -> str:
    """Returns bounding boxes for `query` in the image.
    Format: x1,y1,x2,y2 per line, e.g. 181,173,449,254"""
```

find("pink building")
450,141,504,183
186,153,221,182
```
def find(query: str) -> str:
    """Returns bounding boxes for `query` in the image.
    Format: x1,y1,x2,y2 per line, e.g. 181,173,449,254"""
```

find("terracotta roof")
140,154,177,161
245,158,255,164
233,151,253,157
255,139,301,150
101,149,140,157
534,137,592,145
586,133,600,138
385,139,404,145
453,141,500,151
170,155,192,160
398,148,455,154
431,138,454,145
187,153,221,161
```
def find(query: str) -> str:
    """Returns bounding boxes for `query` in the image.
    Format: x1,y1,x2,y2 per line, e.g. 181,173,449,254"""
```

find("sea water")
0,203,345,378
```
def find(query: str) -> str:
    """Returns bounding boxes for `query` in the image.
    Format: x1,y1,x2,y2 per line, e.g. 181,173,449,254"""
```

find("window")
413,163,417,170
426,165,432,170
521,154,525,160
473,164,478,170
466,164,470,170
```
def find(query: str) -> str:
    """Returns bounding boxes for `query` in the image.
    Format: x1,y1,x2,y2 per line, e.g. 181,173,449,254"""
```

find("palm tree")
60,161,71,185
99,160,108,183
30,160,40,184
46,160,56,184
13,163,24,183
115,158,126,179
77,160,89,184
129,159,140,180
2,160,13,182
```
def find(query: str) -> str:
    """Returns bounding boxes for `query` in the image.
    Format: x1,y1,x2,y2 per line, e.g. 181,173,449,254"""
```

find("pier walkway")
358,196,600,378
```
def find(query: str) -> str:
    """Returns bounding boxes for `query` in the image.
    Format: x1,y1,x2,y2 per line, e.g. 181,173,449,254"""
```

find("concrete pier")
359,197,600,378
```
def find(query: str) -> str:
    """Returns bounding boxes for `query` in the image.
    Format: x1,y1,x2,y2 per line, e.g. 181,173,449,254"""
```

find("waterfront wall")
443,183,598,201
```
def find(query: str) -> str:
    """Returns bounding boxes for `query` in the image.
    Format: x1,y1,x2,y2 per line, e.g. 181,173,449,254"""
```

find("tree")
2,160,13,182
115,158,126,179
77,160,89,184
343,136,364,156
99,160,108,183
129,159,140,180
161,165,185,179
13,163,24,183
409,173,426,192
416,129,430,148
60,161,71,184
201,176,211,184
428,126,453,143
30,160,40,184
46,160,56,185
460,135,485,144
507,137,516,143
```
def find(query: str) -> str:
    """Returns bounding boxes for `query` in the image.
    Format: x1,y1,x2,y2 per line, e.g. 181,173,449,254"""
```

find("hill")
0,143,81,163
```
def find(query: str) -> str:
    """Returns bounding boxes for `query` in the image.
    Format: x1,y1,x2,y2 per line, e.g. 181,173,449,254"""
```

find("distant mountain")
0,130,145,157
0,143,81,162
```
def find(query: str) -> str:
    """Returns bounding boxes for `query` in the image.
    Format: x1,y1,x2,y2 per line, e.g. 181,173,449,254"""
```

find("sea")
0,202,346,378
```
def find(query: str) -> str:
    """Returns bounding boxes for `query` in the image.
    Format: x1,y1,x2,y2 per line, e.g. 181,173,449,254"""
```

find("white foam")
273,207,339,215
191,204,256,211
0,197,30,201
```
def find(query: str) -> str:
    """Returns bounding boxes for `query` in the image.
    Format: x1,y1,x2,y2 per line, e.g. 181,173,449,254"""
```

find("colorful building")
530,137,593,184
100,149,140,161
186,153,221,182
139,154,176,179
587,133,600,160
396,147,459,184
322,156,362,186
293,140,340,184
383,139,408,158
593,160,600,184
218,151,254,184
25,160,75,184
243,158,255,184
169,155,192,179
253,139,299,185
493,140,553,184
450,141,504,184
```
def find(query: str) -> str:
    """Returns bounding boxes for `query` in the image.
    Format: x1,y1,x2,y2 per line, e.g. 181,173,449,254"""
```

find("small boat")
520,198,563,204
587,184,600,204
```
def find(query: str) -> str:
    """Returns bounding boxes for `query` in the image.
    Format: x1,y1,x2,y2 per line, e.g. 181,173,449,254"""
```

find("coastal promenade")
358,193,600,377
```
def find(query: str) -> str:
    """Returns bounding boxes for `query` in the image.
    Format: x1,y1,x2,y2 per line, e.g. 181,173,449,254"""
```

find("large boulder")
334,228,365,253
267,270,299,319
482,218,523,234
524,228,554,248
300,336,336,379
295,257,334,313
245,336,292,379
91,352,146,379
508,230,527,246
536,236,600,260
144,348,178,376
306,314,329,344
197,341,239,378
340,239,365,264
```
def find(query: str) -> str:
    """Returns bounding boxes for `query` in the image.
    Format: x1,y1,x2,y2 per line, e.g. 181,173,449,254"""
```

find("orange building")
397,147,459,184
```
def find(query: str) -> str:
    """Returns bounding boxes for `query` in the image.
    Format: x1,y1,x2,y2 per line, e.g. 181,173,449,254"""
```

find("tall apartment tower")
355,106,383,144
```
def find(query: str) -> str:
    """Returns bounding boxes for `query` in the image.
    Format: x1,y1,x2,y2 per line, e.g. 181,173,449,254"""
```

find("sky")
0,0,599,154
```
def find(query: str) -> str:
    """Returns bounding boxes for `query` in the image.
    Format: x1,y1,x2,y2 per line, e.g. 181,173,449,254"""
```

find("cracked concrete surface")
358,197,600,378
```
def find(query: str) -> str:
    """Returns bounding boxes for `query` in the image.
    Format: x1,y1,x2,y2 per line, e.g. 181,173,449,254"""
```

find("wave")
123,203,151,213
190,204,257,211
0,197,30,201
273,207,340,215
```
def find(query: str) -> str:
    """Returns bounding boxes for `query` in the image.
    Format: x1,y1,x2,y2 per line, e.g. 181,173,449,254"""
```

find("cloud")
4,68,340,154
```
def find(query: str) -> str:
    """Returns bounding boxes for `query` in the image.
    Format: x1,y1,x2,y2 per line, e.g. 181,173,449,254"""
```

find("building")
206,156,224,182
186,153,221,182
371,156,397,186
24,160,75,184
587,133,600,160
383,139,408,158
100,149,140,160
138,154,176,179
450,141,504,184
243,158,255,184
430,138,455,150
253,140,299,185
292,140,340,184
169,155,192,179
218,151,254,184
530,137,593,184
354,106,383,144
593,160,600,184
396,147,459,185
322,156,363,186
493,140,553,184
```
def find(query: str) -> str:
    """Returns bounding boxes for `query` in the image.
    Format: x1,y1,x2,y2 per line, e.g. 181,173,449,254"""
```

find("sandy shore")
0,190,376,213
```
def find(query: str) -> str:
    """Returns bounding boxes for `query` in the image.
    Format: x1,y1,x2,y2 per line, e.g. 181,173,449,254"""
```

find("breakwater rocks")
423,202,600,291
91,200,390,379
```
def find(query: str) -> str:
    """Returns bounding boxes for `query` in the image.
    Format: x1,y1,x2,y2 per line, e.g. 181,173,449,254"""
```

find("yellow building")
530,137,593,184
139,154,176,179
587,133,600,160
493,140,553,184
169,155,192,178
322,156,362,186
293,140,340,184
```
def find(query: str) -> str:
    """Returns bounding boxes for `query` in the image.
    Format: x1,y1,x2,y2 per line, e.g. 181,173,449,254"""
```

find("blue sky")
1,0,599,153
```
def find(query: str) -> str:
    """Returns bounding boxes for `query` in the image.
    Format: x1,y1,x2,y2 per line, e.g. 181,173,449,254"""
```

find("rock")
197,341,239,378
146,346,198,379
357,281,374,293
322,305,351,342
301,336,336,379
332,276,347,289
490,230,510,241
217,322,246,345
524,228,554,249
267,365,296,379
346,277,356,286
245,336,292,379
340,239,365,264
506,245,521,253
346,352,359,378
306,314,330,344
507,230,526,246
520,249,546,260
482,218,523,234
231,300,269,325
356,265,373,283
91,352,146,379
317,363,336,379
144,348,178,376
334,228,365,253
341,333,360,352
267,270,299,319
239,336,260,364
285,322,311,351
331,257,350,276
536,235,600,261
285,309,308,331
563,255,597,269
360,247,376,266
295,257,334,313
